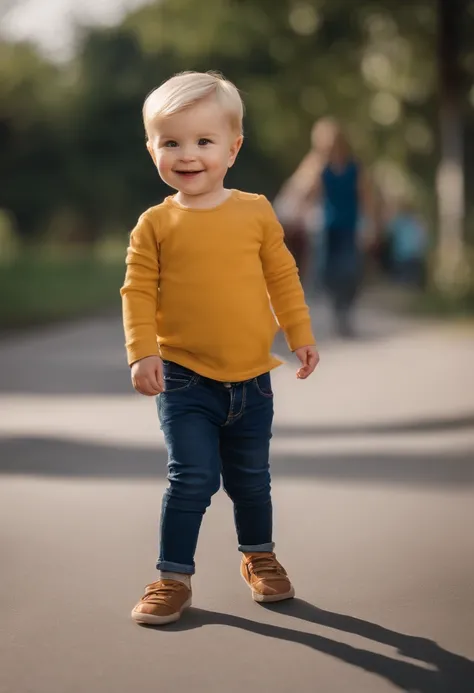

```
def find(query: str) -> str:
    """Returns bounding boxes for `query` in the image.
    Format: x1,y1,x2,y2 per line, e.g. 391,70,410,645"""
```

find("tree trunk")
435,0,468,293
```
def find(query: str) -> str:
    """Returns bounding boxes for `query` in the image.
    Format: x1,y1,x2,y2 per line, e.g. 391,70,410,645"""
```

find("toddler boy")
121,71,319,625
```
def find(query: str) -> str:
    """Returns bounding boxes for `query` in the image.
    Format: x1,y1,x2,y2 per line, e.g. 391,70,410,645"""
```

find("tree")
435,0,469,293
0,41,67,239
2,0,473,268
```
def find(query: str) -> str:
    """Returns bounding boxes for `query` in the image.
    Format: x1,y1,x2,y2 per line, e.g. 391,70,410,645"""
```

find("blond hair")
143,71,244,138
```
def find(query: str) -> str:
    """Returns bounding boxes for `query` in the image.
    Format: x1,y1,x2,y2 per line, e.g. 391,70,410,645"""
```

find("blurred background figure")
314,122,375,337
276,119,376,337
273,118,333,289
272,143,316,287
385,197,428,289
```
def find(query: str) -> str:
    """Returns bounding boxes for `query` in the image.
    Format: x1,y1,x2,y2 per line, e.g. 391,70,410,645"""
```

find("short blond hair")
143,71,244,138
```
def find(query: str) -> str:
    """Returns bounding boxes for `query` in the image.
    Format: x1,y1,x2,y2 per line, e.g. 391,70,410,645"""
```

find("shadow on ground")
272,414,474,437
1,436,473,486
147,599,474,693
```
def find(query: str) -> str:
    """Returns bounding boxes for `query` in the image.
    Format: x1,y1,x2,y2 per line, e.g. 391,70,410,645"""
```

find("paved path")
1,301,474,693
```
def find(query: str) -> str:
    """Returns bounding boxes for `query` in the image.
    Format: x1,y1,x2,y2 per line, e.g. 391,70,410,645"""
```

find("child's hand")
295,345,319,379
131,355,164,396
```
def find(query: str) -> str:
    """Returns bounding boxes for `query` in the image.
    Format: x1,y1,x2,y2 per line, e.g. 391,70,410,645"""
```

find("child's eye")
198,138,212,146
164,140,178,148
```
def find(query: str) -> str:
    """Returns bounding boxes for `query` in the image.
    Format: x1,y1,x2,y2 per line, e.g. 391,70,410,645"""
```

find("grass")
0,252,126,331
2,247,473,333
411,288,474,319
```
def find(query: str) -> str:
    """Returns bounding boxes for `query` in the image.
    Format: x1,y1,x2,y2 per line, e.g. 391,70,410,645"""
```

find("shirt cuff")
126,340,160,366
285,322,316,352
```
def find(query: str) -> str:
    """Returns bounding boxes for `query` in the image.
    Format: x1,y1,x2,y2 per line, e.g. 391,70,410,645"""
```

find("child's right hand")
131,355,164,396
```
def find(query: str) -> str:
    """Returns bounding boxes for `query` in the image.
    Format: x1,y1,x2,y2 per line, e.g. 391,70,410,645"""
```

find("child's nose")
179,145,198,162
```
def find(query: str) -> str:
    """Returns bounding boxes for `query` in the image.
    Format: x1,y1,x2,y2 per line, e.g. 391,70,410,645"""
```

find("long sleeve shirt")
120,190,315,382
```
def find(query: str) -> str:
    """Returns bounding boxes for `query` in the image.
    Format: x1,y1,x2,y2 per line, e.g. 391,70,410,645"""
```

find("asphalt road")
1,300,473,693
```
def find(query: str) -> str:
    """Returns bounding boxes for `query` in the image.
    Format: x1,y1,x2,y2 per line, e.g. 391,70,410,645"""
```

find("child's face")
147,98,242,200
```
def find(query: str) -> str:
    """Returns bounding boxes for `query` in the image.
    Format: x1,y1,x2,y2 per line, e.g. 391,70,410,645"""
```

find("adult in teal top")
316,125,374,337
273,118,376,336
322,159,360,238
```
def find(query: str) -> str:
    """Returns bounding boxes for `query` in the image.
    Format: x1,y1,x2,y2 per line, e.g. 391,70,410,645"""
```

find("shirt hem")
159,348,284,382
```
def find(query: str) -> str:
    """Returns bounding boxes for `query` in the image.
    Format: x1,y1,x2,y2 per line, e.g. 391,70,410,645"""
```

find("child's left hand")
295,345,319,379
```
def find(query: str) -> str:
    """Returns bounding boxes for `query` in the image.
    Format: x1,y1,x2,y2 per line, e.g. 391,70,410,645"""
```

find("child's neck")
174,188,232,210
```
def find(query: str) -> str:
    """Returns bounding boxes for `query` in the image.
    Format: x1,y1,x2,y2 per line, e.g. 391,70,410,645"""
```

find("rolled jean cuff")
156,560,195,575
238,542,275,553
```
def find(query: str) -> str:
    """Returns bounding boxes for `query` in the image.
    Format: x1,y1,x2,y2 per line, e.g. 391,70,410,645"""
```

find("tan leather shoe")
241,552,295,603
131,579,192,625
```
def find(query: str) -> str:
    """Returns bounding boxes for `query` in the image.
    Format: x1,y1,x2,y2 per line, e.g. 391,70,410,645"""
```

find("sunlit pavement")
1,299,473,693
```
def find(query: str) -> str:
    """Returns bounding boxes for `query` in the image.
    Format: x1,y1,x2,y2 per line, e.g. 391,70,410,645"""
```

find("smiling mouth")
174,170,205,176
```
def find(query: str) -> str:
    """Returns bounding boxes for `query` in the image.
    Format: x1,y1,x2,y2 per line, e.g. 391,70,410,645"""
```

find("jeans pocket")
162,361,198,392
254,372,273,398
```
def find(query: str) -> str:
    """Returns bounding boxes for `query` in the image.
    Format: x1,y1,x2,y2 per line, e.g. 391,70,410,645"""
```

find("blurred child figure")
386,199,427,288
121,71,319,627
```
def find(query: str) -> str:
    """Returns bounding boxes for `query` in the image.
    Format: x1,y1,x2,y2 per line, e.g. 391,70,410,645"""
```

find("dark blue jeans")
156,361,274,575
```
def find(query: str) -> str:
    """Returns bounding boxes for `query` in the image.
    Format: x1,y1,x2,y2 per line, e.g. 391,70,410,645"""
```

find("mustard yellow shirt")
121,190,315,381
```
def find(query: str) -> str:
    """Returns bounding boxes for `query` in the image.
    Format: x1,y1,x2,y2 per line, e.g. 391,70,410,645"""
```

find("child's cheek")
156,152,171,176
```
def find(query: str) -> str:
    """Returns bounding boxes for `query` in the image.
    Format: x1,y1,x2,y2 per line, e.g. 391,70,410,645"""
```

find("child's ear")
228,135,244,168
146,140,157,166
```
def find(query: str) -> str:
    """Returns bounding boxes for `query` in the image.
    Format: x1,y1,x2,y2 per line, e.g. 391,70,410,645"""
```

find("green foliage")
0,42,67,238
0,251,125,328
0,208,19,261
413,284,474,317
0,0,473,245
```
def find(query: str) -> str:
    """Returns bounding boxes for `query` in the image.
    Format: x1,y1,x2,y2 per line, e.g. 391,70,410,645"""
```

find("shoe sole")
241,573,295,603
131,596,192,626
